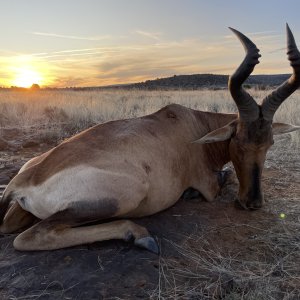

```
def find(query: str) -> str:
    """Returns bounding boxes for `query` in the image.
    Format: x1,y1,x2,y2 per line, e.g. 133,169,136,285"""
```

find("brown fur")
0,104,238,251
13,105,235,188
228,114,274,208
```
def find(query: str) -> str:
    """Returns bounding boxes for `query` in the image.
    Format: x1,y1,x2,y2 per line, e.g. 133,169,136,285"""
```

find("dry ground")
0,89,299,299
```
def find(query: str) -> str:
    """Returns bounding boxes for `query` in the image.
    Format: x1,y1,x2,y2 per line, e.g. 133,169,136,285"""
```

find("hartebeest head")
196,24,300,209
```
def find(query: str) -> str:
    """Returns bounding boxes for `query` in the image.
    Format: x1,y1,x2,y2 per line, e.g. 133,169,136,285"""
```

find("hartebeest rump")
0,25,299,253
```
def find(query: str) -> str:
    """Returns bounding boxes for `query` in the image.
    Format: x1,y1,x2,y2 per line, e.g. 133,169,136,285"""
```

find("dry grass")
0,88,299,146
0,88,299,299
149,218,300,300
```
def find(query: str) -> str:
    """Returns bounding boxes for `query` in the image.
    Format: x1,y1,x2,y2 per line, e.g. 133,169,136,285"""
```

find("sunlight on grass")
0,88,298,147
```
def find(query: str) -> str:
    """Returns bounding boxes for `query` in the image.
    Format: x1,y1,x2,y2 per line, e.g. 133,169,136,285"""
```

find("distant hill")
117,74,291,90
41,73,291,91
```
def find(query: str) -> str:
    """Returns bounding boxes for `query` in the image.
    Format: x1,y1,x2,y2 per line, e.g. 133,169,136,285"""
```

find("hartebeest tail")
0,25,299,252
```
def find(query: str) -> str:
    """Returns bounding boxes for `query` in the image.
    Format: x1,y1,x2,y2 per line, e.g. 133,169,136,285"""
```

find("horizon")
1,0,300,88
4,72,292,90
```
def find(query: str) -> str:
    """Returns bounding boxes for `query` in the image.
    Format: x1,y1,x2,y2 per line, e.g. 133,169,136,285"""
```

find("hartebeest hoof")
134,236,159,254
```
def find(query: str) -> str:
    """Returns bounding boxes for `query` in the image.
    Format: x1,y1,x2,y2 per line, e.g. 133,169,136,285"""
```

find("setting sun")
13,68,43,88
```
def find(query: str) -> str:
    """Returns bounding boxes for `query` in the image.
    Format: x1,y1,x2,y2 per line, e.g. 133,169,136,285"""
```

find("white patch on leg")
16,165,147,219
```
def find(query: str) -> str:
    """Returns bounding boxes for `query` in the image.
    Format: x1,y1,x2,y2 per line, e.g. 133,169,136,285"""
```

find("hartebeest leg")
191,167,234,202
13,214,159,253
0,201,37,234
183,167,234,201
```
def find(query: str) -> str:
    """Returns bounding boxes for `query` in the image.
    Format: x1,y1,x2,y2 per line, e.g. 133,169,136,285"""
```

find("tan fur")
0,104,236,251
13,219,150,251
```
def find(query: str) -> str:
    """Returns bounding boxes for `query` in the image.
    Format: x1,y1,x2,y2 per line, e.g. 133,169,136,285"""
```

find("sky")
1,0,300,87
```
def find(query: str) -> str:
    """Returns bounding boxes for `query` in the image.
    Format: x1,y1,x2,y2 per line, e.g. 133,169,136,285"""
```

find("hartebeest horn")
229,28,260,122
261,24,300,121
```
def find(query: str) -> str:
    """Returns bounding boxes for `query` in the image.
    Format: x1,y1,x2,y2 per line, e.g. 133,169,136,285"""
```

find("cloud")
224,30,279,39
92,40,234,83
135,30,162,40
37,38,219,86
32,32,111,41
268,47,286,54
246,30,278,36
14,31,291,87
53,76,88,87
33,51,103,60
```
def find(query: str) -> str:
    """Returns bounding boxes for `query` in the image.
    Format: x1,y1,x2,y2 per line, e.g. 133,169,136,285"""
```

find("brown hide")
3,104,236,221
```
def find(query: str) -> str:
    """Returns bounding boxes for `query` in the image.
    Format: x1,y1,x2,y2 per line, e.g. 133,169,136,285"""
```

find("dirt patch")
0,134,299,299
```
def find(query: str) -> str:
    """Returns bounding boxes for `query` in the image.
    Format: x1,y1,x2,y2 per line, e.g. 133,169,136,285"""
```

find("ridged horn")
228,28,260,122
261,24,300,121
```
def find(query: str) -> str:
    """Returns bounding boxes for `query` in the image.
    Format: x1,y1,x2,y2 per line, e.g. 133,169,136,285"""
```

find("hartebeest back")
0,25,299,252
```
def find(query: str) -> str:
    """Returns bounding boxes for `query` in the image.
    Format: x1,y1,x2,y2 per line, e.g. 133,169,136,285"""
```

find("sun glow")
13,68,43,88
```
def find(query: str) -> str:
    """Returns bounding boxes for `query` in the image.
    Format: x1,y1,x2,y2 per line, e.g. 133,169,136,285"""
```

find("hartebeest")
0,25,299,253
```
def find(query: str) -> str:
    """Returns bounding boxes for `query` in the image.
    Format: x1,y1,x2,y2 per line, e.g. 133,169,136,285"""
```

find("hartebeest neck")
194,110,237,170
203,139,231,170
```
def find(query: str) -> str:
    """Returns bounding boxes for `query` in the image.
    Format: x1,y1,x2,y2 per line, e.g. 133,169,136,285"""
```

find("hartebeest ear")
193,124,235,144
272,123,300,135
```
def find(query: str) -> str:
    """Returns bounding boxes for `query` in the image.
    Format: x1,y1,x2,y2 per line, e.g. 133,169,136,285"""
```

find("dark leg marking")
64,198,119,224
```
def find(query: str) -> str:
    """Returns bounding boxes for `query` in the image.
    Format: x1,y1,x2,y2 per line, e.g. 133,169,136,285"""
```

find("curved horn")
229,28,260,122
261,24,300,121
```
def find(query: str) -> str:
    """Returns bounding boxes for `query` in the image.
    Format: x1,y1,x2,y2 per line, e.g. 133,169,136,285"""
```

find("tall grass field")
0,88,299,147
